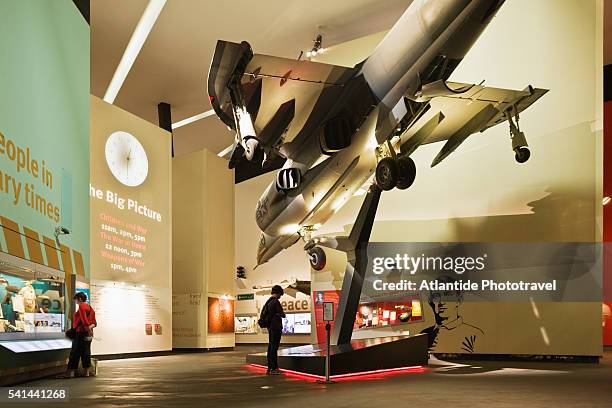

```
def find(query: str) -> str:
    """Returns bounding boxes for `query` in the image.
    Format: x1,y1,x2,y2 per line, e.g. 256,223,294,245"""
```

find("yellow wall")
172,149,235,348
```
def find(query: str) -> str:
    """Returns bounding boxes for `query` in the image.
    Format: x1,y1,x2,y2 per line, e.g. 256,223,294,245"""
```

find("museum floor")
25,346,612,407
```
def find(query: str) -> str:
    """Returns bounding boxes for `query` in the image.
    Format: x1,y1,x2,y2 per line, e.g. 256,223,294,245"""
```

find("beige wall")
236,0,603,355
322,0,603,356
173,149,235,348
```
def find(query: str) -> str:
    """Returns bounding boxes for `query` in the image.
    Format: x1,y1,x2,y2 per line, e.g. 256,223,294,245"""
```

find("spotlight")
55,226,70,235
603,196,611,206
313,34,322,50
54,226,71,246
304,34,324,60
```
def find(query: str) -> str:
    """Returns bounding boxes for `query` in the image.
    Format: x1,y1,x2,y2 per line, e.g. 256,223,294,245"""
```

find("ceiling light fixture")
172,109,216,129
302,34,324,60
103,0,167,104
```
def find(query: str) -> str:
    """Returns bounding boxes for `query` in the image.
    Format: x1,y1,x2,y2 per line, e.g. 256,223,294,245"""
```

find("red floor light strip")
248,363,425,381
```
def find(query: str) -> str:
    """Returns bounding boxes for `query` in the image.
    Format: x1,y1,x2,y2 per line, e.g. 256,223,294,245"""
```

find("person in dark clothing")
265,285,285,375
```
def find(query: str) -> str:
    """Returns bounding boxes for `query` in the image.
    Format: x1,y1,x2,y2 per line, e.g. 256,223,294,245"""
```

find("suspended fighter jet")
208,0,547,270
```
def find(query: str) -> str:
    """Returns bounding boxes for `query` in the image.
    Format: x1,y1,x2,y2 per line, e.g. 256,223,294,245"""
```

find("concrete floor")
23,346,612,408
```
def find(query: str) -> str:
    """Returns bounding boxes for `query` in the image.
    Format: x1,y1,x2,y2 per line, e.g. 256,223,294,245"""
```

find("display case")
0,257,66,341
234,315,258,334
354,294,423,330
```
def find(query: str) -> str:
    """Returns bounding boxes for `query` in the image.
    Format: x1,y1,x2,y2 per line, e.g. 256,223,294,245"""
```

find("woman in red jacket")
57,292,97,378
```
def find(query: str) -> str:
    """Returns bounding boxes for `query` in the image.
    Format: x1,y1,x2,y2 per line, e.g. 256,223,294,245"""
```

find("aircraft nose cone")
256,234,270,266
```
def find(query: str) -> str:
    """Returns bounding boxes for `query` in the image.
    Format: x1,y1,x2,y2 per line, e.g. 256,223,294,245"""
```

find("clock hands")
126,147,132,178
106,132,147,186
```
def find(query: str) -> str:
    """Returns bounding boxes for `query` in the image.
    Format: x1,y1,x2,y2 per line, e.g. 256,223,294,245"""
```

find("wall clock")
104,131,148,187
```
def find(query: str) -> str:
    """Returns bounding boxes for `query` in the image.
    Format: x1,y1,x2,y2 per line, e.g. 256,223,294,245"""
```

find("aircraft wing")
282,287,299,298
208,40,356,181
244,53,355,146
209,40,356,147
399,81,548,166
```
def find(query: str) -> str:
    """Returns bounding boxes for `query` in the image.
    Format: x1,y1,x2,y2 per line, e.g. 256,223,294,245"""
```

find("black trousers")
67,332,92,369
267,329,282,370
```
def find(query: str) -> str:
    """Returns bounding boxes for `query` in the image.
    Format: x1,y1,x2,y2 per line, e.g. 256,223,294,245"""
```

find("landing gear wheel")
308,247,326,271
375,157,399,191
514,147,530,163
395,156,417,190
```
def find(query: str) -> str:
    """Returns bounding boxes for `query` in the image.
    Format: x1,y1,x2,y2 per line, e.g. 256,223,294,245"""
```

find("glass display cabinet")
0,257,66,341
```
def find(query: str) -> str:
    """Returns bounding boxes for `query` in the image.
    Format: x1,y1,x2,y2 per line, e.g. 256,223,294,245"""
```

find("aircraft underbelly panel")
263,157,357,235
260,108,378,236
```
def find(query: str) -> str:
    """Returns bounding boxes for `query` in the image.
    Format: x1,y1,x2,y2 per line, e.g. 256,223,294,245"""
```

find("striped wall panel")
0,215,87,276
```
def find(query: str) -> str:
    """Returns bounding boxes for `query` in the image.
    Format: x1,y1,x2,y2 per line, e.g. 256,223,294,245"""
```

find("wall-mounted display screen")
234,316,258,334
282,312,311,334
354,295,423,330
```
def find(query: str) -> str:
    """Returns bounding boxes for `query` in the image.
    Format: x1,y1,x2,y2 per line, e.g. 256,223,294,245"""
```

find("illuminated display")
355,296,423,330
89,96,172,355
90,96,170,286
235,316,258,334
282,313,311,334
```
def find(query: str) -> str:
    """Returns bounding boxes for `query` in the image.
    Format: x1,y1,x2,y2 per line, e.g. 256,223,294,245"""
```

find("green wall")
0,0,90,275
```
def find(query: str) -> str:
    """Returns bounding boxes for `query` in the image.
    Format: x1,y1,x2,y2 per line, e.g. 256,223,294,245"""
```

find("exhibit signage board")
313,291,340,344
172,294,203,345
237,294,255,301
89,279,170,354
89,96,172,354
207,297,235,334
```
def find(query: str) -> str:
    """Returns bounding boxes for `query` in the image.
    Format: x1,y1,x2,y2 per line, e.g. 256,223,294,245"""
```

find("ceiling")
92,0,611,156
91,0,412,155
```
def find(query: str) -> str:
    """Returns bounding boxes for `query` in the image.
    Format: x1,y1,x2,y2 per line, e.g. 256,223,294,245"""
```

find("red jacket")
73,302,97,333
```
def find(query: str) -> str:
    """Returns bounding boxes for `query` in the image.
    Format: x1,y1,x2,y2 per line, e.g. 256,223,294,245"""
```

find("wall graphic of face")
429,289,462,326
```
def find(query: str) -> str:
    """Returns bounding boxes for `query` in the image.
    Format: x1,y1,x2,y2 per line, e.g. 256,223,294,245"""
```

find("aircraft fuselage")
255,0,505,266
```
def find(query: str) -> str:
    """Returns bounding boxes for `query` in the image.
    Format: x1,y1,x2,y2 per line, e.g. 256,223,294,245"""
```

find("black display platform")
246,334,428,376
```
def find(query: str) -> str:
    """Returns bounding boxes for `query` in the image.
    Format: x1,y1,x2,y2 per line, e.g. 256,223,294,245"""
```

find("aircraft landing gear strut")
375,142,417,191
505,106,530,163
304,183,382,345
